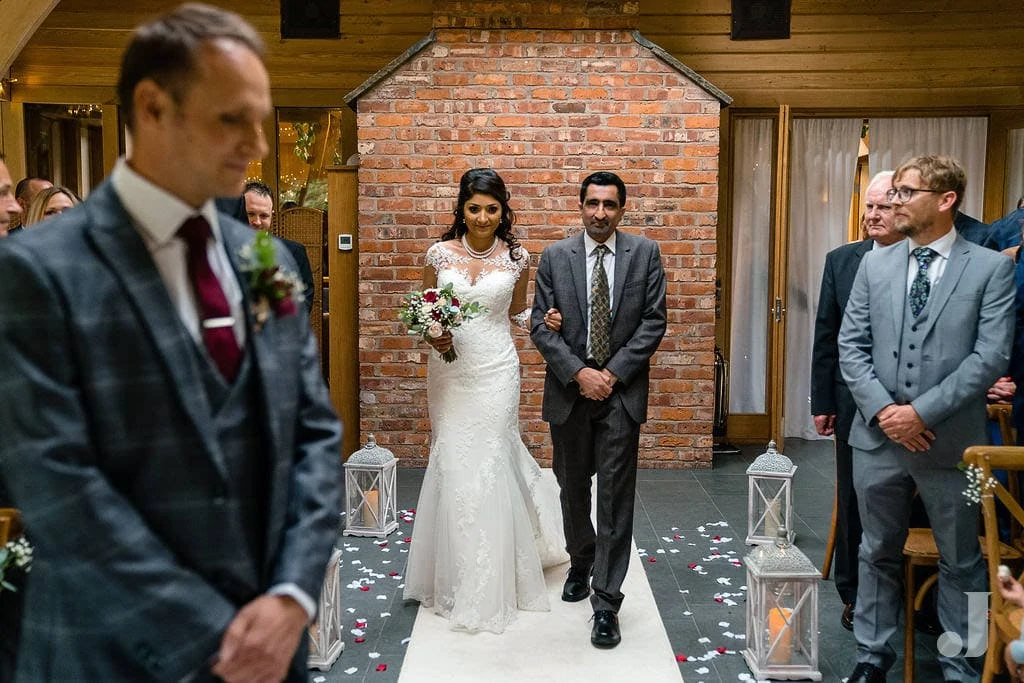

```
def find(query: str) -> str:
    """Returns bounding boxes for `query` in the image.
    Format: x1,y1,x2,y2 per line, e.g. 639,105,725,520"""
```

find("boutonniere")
238,230,305,332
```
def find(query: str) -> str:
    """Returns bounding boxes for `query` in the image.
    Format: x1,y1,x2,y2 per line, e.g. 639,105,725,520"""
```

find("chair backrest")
964,445,1024,617
275,207,326,350
0,508,23,545
987,403,1016,447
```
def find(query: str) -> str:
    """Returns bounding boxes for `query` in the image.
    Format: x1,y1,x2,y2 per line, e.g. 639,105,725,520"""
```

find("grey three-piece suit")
0,182,342,681
838,233,1014,681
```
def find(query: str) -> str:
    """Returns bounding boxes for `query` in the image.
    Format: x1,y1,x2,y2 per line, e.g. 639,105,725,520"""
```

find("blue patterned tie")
909,247,936,318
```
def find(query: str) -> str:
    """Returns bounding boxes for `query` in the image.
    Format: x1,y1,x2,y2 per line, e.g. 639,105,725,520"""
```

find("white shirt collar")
908,227,957,260
583,230,617,256
110,158,222,246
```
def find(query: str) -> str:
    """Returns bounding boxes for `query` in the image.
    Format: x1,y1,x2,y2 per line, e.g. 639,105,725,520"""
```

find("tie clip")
202,317,235,329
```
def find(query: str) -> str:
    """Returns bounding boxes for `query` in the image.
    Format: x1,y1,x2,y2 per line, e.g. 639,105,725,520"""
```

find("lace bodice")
404,240,567,634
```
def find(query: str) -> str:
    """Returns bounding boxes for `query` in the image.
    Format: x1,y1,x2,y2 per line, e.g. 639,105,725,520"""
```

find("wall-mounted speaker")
731,0,791,41
281,0,340,39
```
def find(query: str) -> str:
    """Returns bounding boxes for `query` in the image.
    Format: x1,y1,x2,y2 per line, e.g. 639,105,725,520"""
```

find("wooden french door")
719,106,792,447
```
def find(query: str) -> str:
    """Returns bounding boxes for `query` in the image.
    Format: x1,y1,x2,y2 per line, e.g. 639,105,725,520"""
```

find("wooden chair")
902,433,1023,683
965,445,1024,683
0,508,23,545
275,207,326,355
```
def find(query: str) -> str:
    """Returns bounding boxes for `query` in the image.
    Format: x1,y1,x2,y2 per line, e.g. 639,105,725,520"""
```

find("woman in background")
23,186,80,227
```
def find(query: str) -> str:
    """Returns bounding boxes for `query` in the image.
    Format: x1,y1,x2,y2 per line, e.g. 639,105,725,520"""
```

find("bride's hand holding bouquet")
400,282,484,363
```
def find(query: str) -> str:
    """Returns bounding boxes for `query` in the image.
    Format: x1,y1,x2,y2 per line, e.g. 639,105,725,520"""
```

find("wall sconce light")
0,77,16,102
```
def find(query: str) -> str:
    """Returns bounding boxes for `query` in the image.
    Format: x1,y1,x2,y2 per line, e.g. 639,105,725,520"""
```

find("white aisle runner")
398,475,684,682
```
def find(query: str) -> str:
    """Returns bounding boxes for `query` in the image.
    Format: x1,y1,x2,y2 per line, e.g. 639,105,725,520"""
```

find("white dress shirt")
110,159,246,348
584,230,616,360
905,227,956,295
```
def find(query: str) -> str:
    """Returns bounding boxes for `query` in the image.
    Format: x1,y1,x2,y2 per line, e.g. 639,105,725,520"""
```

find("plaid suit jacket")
0,182,342,681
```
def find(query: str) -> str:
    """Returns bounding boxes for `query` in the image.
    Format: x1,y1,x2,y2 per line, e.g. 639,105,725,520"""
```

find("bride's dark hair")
440,168,521,261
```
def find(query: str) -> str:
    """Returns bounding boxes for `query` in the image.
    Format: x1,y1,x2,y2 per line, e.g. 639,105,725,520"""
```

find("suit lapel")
220,219,282,458
920,236,970,334
611,231,633,325
570,232,588,321
84,184,229,480
887,243,908,346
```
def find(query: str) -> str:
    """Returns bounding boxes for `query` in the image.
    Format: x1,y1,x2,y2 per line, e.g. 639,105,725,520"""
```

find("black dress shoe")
841,602,855,631
847,662,886,683
561,566,591,602
591,610,621,648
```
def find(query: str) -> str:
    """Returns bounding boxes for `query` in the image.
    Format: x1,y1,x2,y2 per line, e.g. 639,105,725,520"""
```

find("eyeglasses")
884,186,945,203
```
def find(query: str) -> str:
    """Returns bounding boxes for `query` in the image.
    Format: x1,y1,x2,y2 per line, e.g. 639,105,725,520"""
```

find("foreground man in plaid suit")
0,5,341,681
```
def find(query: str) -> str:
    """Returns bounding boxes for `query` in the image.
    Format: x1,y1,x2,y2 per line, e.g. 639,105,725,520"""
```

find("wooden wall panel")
10,1,1024,111
638,0,1024,109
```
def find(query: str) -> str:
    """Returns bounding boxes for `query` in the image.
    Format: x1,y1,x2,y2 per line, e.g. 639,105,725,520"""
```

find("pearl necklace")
462,234,499,259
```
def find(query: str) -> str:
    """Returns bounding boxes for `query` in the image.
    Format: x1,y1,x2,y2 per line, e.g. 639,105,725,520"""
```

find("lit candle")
362,490,379,527
764,498,781,538
767,607,793,665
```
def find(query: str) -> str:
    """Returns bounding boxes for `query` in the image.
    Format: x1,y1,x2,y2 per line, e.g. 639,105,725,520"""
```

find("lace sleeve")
511,309,530,330
511,245,530,277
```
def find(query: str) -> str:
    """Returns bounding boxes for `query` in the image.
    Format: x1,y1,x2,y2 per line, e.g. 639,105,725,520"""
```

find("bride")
403,168,568,634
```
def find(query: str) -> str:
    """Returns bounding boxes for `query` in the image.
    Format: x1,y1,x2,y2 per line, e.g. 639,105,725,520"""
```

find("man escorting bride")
531,172,667,649
403,168,567,634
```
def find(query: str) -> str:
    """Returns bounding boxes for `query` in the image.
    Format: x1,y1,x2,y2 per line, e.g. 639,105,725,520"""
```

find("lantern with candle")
745,440,796,545
343,434,398,538
742,528,821,681
307,546,344,670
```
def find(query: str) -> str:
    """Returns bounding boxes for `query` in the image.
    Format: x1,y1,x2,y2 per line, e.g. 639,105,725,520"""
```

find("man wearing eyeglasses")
838,155,1014,683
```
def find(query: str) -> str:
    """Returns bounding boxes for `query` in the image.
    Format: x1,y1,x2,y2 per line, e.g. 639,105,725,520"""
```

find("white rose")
452,312,464,325
427,322,444,338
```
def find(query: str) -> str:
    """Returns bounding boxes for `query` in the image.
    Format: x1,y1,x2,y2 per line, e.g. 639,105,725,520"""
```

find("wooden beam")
1,0,60,76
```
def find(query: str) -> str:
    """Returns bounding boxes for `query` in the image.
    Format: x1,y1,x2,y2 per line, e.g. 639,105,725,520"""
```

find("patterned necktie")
909,247,936,318
178,216,242,381
590,244,611,366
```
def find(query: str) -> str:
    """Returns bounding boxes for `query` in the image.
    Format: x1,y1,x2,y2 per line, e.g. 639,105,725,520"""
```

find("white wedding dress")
403,241,568,634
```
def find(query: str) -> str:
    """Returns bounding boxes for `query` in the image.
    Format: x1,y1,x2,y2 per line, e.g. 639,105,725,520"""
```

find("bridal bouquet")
399,282,484,363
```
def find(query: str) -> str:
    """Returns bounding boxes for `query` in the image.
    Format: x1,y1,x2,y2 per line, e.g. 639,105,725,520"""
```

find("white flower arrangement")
0,536,33,592
961,463,998,505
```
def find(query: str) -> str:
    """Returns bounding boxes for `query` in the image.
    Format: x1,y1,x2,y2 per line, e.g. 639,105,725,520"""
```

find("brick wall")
354,27,720,468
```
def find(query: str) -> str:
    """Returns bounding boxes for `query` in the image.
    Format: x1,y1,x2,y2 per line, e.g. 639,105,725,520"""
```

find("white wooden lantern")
307,546,343,671
746,440,796,545
343,434,399,538
742,529,822,681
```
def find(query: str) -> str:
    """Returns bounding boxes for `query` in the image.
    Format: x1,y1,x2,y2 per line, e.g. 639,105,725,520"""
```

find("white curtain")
728,118,774,414
785,118,862,439
1005,128,1024,216
868,117,989,219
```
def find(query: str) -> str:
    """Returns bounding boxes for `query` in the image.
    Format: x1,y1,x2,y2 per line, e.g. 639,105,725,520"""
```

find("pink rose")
426,322,444,338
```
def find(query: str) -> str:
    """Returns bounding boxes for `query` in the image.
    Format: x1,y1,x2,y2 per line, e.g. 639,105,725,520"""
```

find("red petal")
378,542,388,547
409,509,416,513
389,571,399,577
714,597,724,603
688,563,697,569
359,586,370,592
376,664,388,672
354,637,366,643
404,537,412,543
673,534,682,539
714,536,722,541
675,654,687,662
647,557,656,563
716,646,727,654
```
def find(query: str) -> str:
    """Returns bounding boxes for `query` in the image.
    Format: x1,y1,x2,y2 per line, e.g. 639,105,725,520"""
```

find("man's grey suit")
838,234,1014,680
0,182,342,682
531,230,666,612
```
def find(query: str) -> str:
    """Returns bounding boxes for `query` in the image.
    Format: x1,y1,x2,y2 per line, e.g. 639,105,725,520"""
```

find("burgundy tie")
178,216,242,382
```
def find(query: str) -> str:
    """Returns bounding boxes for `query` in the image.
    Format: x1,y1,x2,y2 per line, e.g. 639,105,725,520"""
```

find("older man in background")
811,171,901,633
